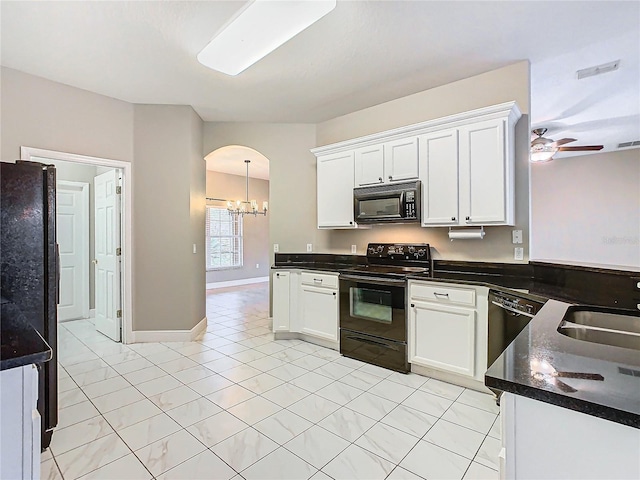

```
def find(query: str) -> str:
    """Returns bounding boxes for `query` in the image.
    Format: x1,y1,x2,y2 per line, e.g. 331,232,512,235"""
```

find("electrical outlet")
256,263,259,269
192,244,197,254
273,244,279,253
514,247,524,261
512,230,523,244
351,245,357,254
306,243,313,252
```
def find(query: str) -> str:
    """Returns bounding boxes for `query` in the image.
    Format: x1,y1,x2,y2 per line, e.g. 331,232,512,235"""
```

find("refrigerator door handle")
56,243,60,305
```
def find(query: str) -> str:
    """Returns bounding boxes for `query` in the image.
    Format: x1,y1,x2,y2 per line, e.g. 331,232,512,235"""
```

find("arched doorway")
204,145,270,289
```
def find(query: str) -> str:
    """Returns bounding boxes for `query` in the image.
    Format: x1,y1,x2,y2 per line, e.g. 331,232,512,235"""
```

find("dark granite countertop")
273,253,640,425
1,300,52,371
485,299,640,428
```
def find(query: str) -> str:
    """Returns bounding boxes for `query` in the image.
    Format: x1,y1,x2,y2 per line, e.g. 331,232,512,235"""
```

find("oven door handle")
339,274,406,286
491,301,536,318
345,335,399,351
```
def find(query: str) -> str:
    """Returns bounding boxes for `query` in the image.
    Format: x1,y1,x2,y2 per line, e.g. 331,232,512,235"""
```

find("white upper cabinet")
459,118,511,225
384,137,419,183
419,129,459,225
317,151,356,229
312,101,521,229
355,144,385,186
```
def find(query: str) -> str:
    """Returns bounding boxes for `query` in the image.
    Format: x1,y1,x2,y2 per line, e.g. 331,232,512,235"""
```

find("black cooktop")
339,243,432,279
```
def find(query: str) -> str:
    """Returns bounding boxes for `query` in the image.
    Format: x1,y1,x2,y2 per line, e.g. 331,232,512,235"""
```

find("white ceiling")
1,1,639,158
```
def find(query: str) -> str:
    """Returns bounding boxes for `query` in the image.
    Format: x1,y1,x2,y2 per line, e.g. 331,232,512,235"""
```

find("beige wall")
133,105,205,331
1,67,205,334
202,123,321,260
531,149,640,268
316,61,532,262
1,67,134,162
206,171,270,283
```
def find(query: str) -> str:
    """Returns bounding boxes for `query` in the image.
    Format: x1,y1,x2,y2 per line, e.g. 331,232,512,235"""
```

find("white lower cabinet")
501,392,640,479
0,364,40,480
299,284,339,342
409,301,475,377
408,280,488,385
272,271,291,332
272,269,339,348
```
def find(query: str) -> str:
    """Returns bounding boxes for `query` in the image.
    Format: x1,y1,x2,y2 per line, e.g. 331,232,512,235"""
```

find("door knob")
92,259,98,265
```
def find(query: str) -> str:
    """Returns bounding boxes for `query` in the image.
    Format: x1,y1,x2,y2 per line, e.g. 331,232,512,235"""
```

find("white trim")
56,180,90,320
311,101,522,155
21,146,134,344
88,309,96,319
131,317,208,343
206,276,269,290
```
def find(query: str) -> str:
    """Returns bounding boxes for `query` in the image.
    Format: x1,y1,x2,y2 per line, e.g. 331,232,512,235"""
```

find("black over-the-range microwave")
353,180,421,224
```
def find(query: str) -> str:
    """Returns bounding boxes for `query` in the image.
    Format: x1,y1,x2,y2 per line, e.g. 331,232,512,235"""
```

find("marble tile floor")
44,283,501,480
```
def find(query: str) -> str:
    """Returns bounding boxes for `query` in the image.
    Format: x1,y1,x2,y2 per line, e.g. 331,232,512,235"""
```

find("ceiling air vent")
576,60,620,80
617,141,640,149
618,366,640,378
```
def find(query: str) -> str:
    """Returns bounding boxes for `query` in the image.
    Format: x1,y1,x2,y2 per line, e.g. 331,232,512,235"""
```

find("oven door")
339,274,407,342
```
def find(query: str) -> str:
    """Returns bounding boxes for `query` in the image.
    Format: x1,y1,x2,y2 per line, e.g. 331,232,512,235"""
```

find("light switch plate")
306,244,313,252
192,244,197,254
512,230,523,244
514,247,524,261
351,245,357,254
273,244,279,253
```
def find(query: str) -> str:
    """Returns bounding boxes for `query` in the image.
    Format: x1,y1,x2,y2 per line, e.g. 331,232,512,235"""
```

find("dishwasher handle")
491,300,536,318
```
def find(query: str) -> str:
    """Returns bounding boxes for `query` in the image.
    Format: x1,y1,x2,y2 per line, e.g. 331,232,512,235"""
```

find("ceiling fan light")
197,0,337,76
530,150,555,163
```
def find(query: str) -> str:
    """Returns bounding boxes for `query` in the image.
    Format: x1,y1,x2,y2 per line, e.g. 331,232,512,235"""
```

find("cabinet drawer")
411,283,475,306
300,272,338,289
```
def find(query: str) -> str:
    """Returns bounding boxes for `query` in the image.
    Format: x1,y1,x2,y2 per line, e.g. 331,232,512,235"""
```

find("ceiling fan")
530,128,603,163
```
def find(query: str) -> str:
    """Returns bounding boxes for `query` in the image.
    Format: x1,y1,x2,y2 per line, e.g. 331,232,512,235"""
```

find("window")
206,206,243,270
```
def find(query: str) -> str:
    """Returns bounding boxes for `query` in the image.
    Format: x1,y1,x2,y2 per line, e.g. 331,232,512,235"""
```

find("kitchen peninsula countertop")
485,299,640,428
1,299,52,370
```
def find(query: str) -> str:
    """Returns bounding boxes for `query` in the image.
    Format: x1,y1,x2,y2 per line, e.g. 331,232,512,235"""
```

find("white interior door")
94,169,122,341
56,181,89,321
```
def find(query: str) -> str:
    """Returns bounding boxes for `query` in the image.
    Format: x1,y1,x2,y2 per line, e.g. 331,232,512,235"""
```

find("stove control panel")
366,243,431,262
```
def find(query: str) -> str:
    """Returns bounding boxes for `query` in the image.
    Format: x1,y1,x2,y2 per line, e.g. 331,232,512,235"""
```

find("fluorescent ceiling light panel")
198,0,337,76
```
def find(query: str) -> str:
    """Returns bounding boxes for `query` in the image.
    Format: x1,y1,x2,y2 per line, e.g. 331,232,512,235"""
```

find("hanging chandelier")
207,160,268,217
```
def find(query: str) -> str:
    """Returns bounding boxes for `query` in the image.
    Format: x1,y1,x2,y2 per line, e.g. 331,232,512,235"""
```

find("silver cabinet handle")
465,216,470,222
378,177,383,183
451,216,456,221
389,176,393,181
313,278,323,283
433,292,449,299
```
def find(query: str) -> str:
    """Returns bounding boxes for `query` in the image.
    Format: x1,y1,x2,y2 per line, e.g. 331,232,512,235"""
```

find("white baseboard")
130,317,208,343
206,276,269,290
89,309,96,318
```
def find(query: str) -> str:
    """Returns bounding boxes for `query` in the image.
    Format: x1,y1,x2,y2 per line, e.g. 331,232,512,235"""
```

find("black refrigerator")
1,160,58,448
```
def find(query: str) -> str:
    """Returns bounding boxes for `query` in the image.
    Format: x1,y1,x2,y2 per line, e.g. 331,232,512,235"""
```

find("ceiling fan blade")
549,138,577,148
557,145,604,152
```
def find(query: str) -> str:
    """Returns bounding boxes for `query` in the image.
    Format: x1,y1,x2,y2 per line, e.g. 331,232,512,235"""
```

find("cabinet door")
300,285,338,342
355,145,385,186
272,271,290,332
384,137,419,182
419,130,459,225
459,119,510,225
409,301,475,377
317,152,356,228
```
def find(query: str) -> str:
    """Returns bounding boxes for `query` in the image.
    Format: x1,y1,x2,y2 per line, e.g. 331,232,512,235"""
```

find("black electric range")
338,243,432,373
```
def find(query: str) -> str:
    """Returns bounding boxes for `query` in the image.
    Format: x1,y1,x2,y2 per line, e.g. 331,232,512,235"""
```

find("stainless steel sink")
558,306,640,351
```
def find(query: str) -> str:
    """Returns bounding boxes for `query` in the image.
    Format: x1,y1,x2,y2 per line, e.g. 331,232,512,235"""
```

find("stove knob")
418,249,425,257
376,246,384,253
408,246,415,254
